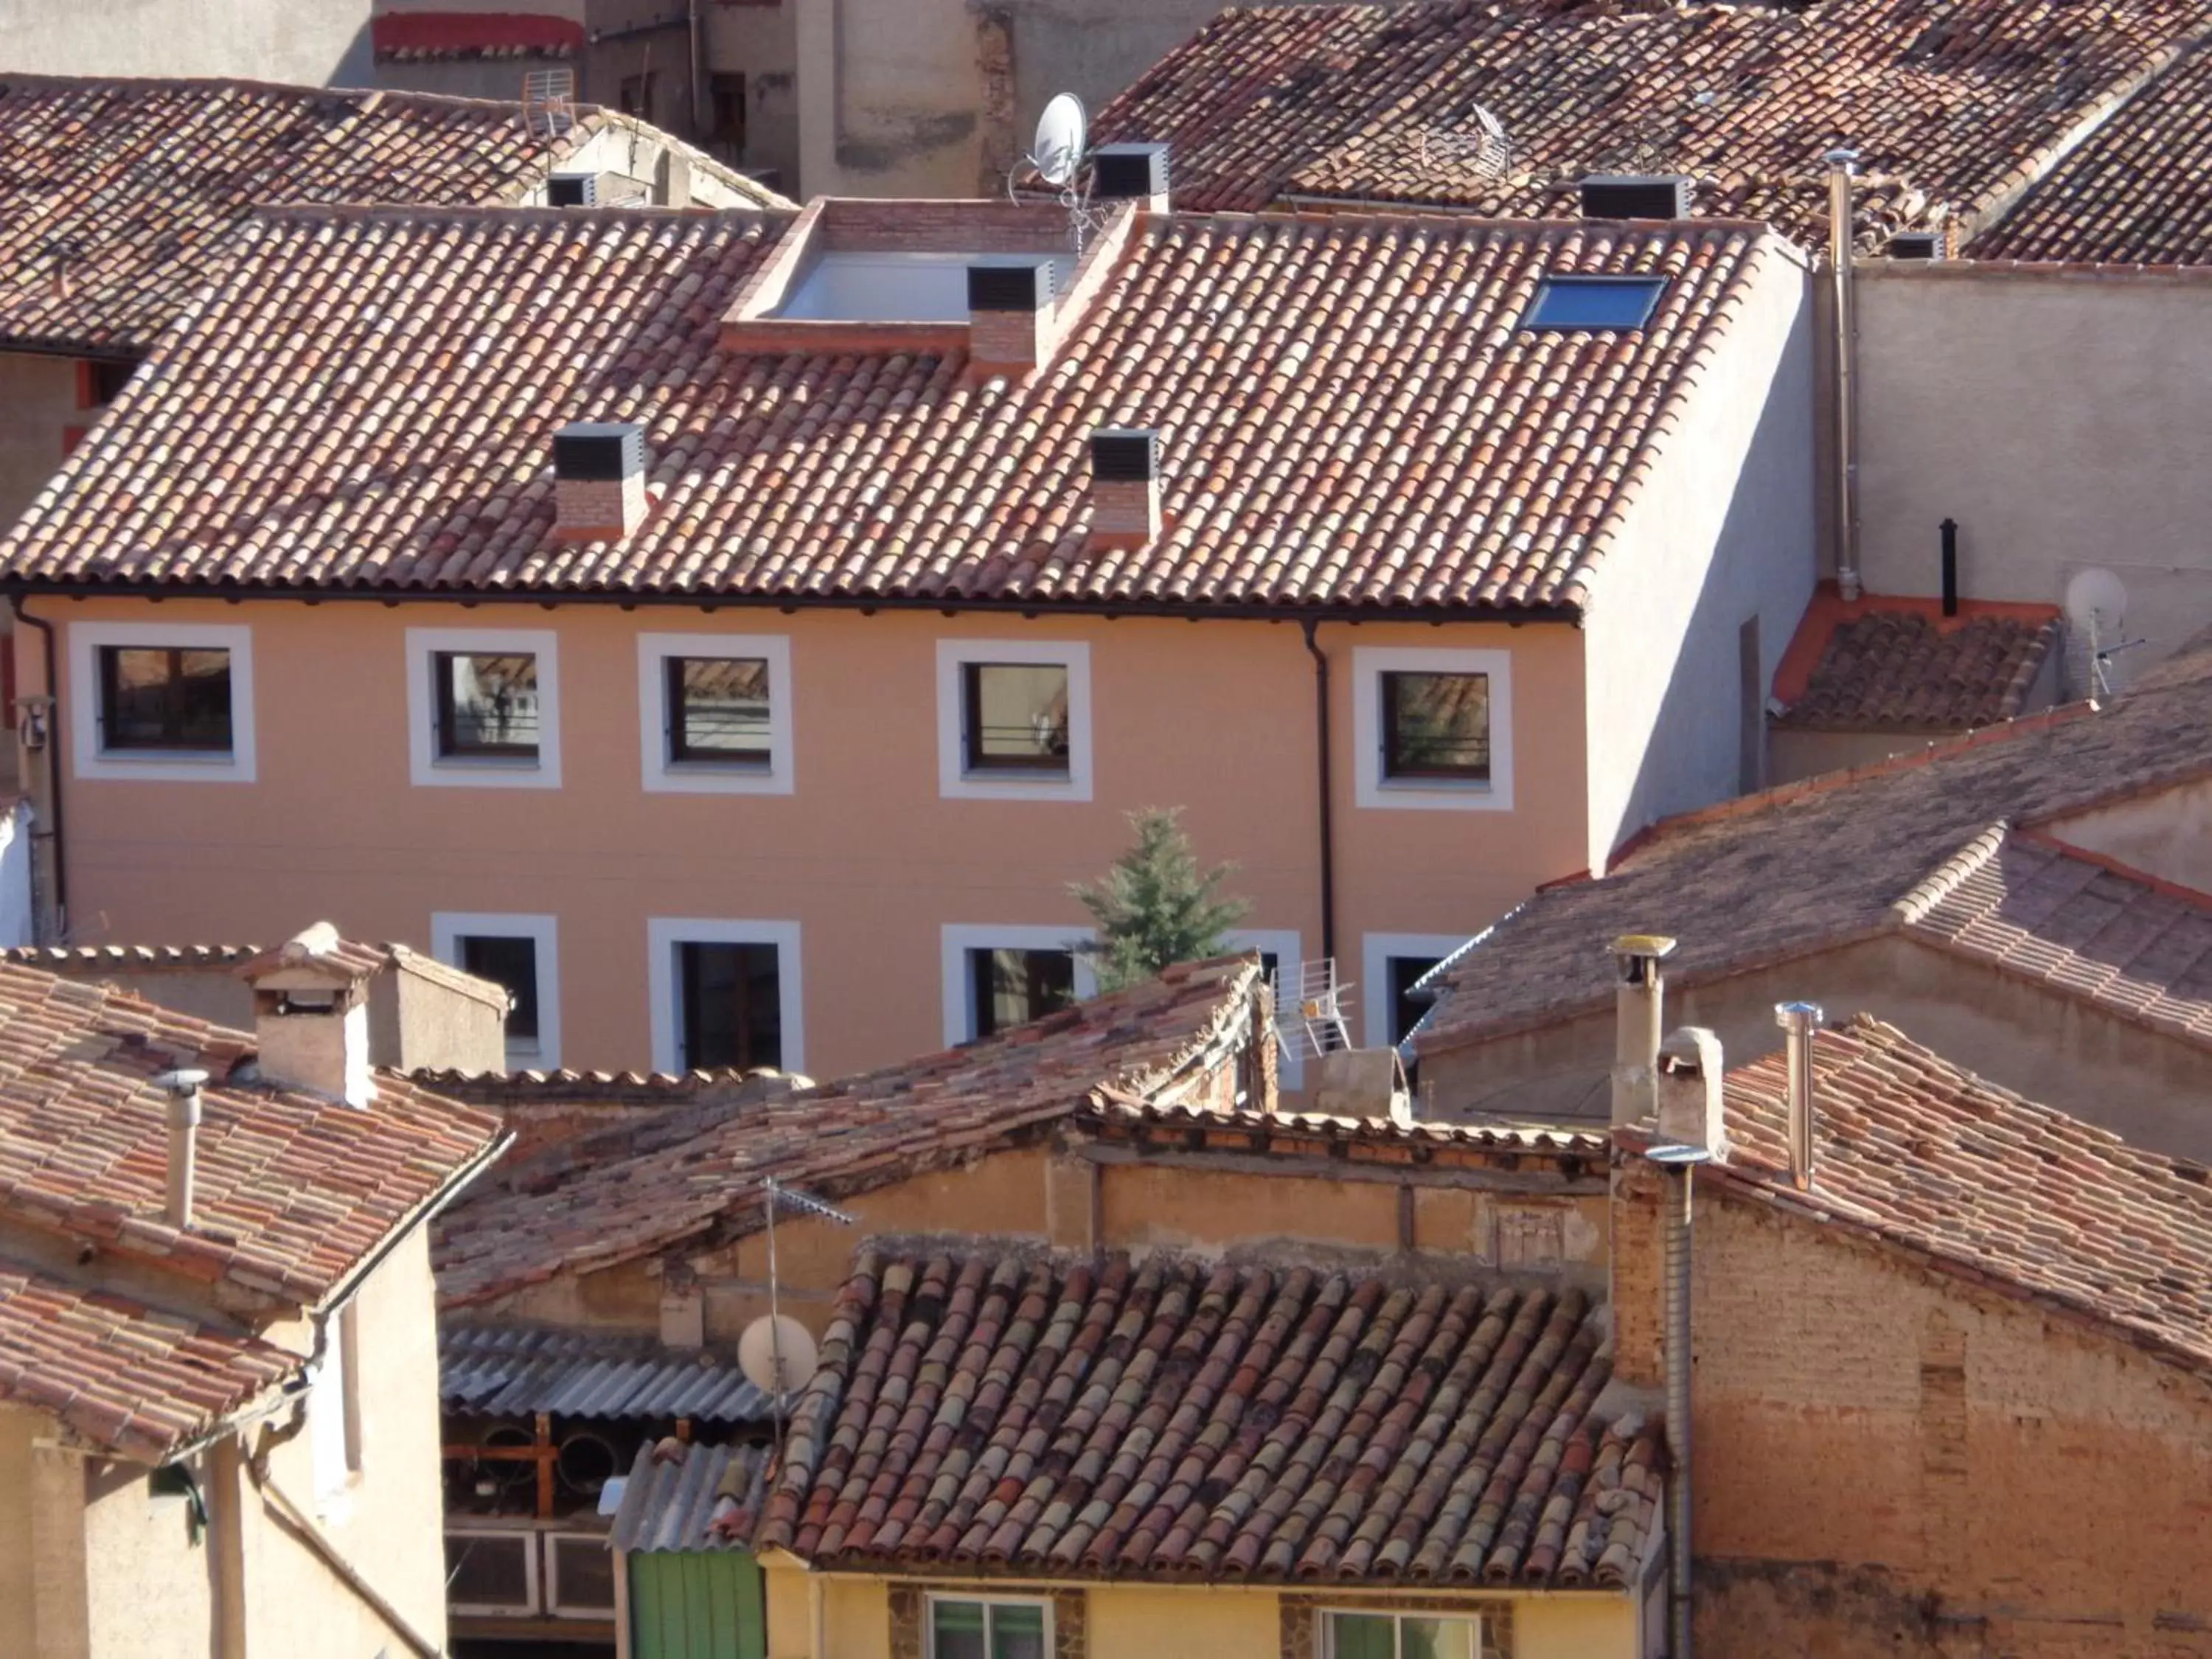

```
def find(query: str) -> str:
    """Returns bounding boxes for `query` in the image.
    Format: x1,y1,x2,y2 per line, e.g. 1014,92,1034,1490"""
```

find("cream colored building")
0,926,507,1659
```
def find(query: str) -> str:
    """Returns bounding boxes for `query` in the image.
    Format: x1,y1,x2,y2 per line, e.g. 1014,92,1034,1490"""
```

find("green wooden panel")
629,1551,766,1659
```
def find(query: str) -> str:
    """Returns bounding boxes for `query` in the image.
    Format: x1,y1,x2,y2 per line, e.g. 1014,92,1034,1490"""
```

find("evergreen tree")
1071,807,1249,991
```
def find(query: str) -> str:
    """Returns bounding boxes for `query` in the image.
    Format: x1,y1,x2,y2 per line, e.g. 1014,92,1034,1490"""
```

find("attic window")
1522,276,1667,333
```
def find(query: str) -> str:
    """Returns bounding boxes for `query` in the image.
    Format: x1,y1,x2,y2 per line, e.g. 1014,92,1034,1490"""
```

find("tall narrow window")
1385,956,1444,1048
1381,671,1490,781
667,655,773,767
678,941,784,1070
435,652,540,760
970,947,1075,1038
459,935,540,1045
97,646,232,753
963,662,1071,773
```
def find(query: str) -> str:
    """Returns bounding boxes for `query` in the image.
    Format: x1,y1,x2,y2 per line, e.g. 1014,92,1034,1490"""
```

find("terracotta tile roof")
1772,593,2062,732
1093,0,2212,248
0,936,507,1011
1703,1016,2212,1375
0,1256,302,1460
434,958,1266,1307
0,204,1775,614
1414,639,2212,1052
758,1248,1660,1586
0,961,506,1306
0,74,786,354
1967,43,2212,262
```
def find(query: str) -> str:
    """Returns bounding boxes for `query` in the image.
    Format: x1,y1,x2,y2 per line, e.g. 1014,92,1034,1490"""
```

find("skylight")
1521,275,1668,333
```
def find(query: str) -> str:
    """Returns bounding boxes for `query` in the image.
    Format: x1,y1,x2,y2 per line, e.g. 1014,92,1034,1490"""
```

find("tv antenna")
2063,566,2144,698
1270,959,1354,1060
1419,102,1513,178
521,68,577,141
1014,91,1106,256
742,1176,857,1447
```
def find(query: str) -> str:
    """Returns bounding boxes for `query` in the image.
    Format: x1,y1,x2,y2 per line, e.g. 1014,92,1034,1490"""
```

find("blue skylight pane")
1523,276,1667,332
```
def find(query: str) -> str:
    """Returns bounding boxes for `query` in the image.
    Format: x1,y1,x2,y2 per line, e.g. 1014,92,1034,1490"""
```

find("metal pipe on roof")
1775,1001,1823,1192
1940,518,1959,618
1826,148,1863,602
1664,1159,1697,1659
155,1068,209,1231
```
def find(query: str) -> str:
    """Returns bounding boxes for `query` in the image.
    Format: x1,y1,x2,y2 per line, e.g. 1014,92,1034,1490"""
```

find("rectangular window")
1381,670,1490,782
678,941,784,1071
1386,955,1444,1048
433,912,561,1068
97,646,232,753
1360,933,1469,1052
929,1597,1049,1659
963,661,1071,773
668,655,773,766
1323,1613,1478,1659
436,651,540,759
970,946,1076,1038
460,934,540,1042
1521,275,1667,332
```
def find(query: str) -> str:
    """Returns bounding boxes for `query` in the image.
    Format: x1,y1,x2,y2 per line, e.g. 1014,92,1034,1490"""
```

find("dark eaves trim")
0,580,1587,627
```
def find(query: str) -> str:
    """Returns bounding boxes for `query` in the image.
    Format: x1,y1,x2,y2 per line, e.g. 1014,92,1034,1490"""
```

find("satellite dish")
2064,566,2129,632
738,1314,818,1395
1032,92,1088,189
1419,102,1512,178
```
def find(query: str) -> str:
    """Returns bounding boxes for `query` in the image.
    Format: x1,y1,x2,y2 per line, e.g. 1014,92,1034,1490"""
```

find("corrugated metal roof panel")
441,1324,774,1423
611,1441,773,1553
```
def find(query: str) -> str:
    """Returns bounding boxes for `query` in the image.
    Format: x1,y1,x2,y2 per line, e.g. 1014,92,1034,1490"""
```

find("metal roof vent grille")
1090,428,1159,482
1578,174,1694,220
967,261,1054,313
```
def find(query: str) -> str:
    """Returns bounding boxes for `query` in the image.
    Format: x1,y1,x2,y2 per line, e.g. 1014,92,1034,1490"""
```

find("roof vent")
1089,427,1161,547
1655,1026,1726,1158
1888,232,1944,260
967,260,1054,313
967,260,1055,372
1092,142,1171,212
1578,174,1694,220
547,172,597,208
553,421,648,541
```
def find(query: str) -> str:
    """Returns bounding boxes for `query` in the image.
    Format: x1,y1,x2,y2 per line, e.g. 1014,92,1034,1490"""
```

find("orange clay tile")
1772,589,2062,732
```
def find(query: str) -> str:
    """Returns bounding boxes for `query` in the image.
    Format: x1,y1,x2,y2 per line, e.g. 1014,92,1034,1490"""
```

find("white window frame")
1352,645,1513,813
924,1591,1056,1659
445,1526,540,1618
1224,928,1305,1091
647,917,805,1076
636,631,795,795
544,1530,619,1619
1317,1607,1485,1659
941,922,1098,1048
406,627,563,790
936,639,1093,802
1362,931,1475,1052
69,620,257,783
431,911,562,1069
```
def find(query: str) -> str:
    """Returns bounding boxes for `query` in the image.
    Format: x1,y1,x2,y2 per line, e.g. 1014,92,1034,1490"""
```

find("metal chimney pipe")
1645,1140,1711,1659
1825,147,1862,602
154,1068,210,1230
1610,935,1679,1126
1774,1003,1823,1192
1940,518,1959,617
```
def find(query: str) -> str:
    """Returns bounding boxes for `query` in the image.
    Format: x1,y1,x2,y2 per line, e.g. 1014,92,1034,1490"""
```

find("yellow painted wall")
1516,1598,1638,1659
1087,1585,1281,1653
0,1405,44,1658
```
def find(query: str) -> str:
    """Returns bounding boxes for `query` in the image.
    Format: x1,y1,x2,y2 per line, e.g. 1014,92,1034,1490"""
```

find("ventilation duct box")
1088,427,1162,546
1888,232,1945,260
1578,174,1694,220
1092,142,1171,207
547,172,598,208
553,420,647,540
966,260,1054,313
1090,428,1160,483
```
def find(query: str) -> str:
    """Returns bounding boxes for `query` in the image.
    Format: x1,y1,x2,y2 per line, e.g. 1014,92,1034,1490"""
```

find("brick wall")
1611,1169,2212,1655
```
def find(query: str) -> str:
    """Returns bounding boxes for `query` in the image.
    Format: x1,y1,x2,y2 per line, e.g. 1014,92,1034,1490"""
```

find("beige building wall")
18,597,1593,1081
0,0,374,83
0,354,103,543
2040,773,2212,892
1855,265,2212,694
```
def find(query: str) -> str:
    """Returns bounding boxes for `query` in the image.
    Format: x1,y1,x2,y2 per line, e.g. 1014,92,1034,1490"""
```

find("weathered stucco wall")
1856,266,2212,693
2040,773,2212,894
0,0,374,83
0,353,97,543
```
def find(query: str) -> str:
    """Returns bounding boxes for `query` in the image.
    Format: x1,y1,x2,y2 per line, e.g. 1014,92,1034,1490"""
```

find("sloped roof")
0,961,506,1307
0,203,1775,615
613,1440,775,1554
758,1249,1662,1587
0,1257,301,1461
1772,594,2062,732
1092,0,2212,248
1706,1016,2212,1375
1416,638,2212,1053
441,1324,773,1422
434,957,1266,1307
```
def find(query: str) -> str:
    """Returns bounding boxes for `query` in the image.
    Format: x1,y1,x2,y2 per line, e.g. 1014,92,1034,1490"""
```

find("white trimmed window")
1224,928,1305,1090
936,639,1092,801
406,627,561,789
70,620,256,783
1361,932,1471,1052
941,923,1098,1046
1352,646,1513,812
636,632,794,794
431,912,561,1069
1321,1610,1481,1659
647,918,804,1075
927,1593,1051,1659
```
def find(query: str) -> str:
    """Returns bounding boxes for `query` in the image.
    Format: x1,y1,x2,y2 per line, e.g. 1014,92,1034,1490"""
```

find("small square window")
459,935,540,1042
1382,670,1490,782
678,940,784,1070
435,652,540,760
98,646,232,754
970,946,1076,1038
930,1597,1049,1659
1522,275,1667,332
668,655,773,767
964,662,1071,773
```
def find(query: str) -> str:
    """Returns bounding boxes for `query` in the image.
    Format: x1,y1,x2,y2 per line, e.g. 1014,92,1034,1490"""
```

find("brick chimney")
1092,142,1171,214
553,422,647,542
1089,428,1161,549
967,260,1054,372
237,922,380,1108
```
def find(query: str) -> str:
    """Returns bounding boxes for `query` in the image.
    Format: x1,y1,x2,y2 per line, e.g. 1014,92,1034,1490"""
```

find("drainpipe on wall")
8,594,65,942
1300,620,1337,966
1825,147,1863,602
687,0,706,141
1648,1141,1710,1659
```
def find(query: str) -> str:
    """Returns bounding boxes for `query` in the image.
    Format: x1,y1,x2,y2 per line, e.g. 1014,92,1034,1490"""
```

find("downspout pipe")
1647,1141,1711,1659
9,594,65,939
1825,147,1862,602
1300,619,1337,966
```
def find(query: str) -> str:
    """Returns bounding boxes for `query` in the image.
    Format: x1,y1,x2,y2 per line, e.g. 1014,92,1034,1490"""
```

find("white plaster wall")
1856,267,2212,689
0,354,90,540
0,0,373,83
1580,238,1820,870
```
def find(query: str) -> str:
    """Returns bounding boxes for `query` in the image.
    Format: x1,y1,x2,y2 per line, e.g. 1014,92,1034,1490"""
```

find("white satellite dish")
1032,92,1088,189
2064,566,2129,632
738,1313,818,1396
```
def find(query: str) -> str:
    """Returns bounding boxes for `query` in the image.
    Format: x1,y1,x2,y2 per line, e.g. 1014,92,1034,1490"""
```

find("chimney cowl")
1093,142,1171,211
1087,428,1163,548
154,1068,209,1231
240,923,379,1108
966,260,1054,314
1578,173,1694,220
1609,933,1677,1127
553,421,650,542
1655,1025,1727,1157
